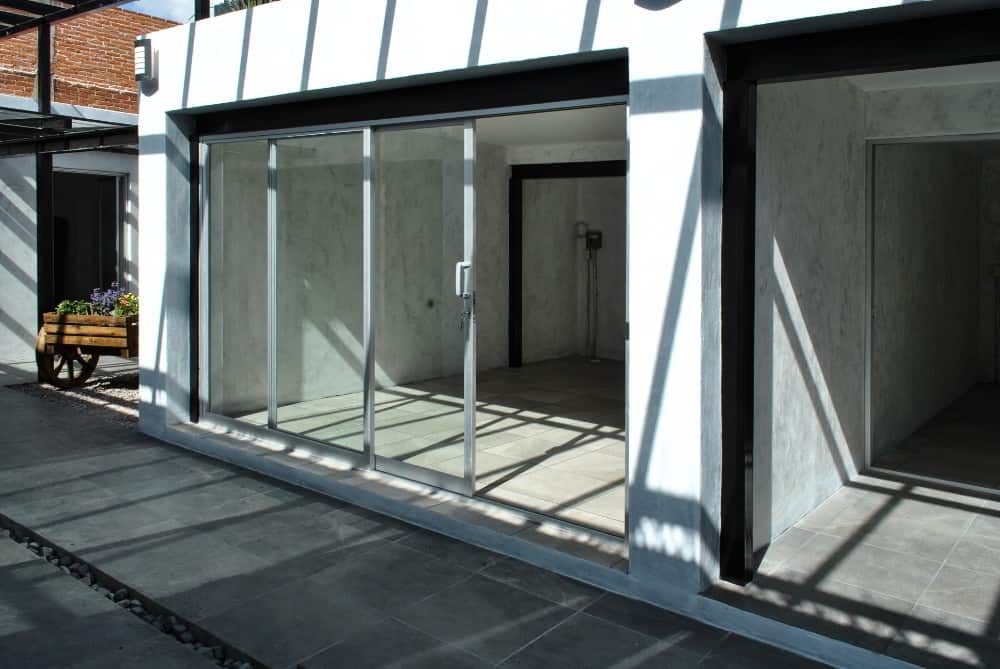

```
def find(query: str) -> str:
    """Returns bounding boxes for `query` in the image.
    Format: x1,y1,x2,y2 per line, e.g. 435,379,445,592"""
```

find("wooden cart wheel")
35,327,99,389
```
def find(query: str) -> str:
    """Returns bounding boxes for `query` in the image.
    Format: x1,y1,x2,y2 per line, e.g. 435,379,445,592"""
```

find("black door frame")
507,160,627,367
714,5,1000,584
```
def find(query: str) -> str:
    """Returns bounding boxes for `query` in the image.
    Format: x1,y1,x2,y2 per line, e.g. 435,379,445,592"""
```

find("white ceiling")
848,61,1000,91
476,105,626,147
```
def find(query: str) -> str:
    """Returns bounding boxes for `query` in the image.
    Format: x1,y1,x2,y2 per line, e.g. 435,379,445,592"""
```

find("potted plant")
36,282,139,388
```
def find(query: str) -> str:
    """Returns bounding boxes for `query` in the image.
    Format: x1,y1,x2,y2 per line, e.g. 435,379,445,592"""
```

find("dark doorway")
51,171,122,305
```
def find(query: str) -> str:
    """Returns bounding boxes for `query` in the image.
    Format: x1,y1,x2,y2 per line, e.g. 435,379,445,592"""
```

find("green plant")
224,0,274,10
55,299,92,316
113,292,139,318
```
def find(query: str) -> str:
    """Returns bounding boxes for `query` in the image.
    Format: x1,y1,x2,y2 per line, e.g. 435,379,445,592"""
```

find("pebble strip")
0,514,267,669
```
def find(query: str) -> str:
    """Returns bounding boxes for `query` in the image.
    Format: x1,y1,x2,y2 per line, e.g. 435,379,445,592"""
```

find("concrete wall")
867,82,1000,139
871,143,982,455
522,176,626,363
475,142,510,373
275,134,364,406
754,77,866,547
208,140,268,416
0,156,37,365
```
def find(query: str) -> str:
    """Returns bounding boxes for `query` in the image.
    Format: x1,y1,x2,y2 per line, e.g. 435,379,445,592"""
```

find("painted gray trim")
266,140,277,429
198,96,628,144
464,119,477,486
363,126,375,469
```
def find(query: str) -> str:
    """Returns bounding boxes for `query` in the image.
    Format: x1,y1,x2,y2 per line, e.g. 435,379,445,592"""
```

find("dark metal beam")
194,0,209,20
0,126,137,156
0,0,121,38
1,0,62,15
722,7,1000,83
719,79,756,586
0,9,32,24
36,20,50,115
36,152,54,333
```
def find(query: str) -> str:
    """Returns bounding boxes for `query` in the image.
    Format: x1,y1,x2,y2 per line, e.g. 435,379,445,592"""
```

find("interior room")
710,63,1000,664
870,139,1000,489
205,105,627,536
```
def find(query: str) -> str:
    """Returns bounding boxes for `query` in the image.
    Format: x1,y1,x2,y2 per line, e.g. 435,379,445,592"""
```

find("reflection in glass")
208,140,268,423
373,125,467,478
274,133,365,450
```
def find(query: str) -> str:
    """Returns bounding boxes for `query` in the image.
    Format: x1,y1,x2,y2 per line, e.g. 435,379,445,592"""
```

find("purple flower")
90,281,124,316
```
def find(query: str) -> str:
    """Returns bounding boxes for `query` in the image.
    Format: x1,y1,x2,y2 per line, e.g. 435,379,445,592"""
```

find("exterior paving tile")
480,556,604,610
395,573,575,664
301,617,491,669
583,592,729,658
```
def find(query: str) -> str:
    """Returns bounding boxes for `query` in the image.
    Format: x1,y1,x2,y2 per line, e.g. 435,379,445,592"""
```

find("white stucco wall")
0,156,38,365
137,0,940,608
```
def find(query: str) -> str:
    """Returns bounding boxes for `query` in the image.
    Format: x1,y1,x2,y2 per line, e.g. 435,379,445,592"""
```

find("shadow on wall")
149,0,749,595
0,158,41,362
136,0,1000,663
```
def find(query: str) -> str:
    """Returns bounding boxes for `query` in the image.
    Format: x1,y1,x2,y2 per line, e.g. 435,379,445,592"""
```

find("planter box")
41,312,138,358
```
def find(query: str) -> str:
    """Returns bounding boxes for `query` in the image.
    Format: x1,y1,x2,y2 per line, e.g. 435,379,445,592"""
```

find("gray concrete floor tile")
0,541,189,669
918,565,1000,623
397,528,503,572
756,526,816,574
308,542,474,612
583,592,728,658
499,611,691,668
67,636,217,669
885,604,1000,668
480,557,604,610
199,575,387,668
301,617,491,669
781,533,942,603
699,633,829,668
709,566,916,654
395,573,575,664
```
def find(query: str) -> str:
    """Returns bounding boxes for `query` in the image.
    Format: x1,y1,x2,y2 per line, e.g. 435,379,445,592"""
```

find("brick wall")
0,8,178,114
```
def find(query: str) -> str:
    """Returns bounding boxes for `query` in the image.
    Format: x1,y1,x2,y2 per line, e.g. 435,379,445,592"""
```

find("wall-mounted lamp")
134,38,153,81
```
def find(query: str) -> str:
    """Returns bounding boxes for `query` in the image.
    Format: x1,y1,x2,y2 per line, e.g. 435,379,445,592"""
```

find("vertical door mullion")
363,127,375,468
266,140,278,429
463,120,476,490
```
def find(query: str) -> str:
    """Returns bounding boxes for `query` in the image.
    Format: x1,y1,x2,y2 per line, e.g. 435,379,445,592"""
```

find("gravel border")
10,372,139,426
0,514,266,669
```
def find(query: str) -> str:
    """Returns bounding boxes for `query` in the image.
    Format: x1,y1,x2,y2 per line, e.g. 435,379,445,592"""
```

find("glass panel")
208,140,269,423
374,124,468,479
273,133,365,450
472,107,628,536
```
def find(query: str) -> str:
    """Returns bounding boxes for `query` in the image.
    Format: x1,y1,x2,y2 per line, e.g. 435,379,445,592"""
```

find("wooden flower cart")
35,313,138,389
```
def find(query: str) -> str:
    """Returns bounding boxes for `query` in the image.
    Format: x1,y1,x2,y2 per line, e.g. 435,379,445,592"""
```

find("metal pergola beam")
0,125,137,156
0,0,122,38
4,0,60,15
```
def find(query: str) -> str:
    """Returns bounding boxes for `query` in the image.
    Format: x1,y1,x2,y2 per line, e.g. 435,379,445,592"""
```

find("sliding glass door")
372,122,476,494
203,122,477,493
273,132,366,450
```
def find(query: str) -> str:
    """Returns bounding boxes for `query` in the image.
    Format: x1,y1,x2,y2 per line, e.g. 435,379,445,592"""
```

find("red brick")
0,8,178,114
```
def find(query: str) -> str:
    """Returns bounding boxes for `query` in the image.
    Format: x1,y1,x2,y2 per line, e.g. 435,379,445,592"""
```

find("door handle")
455,261,471,298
